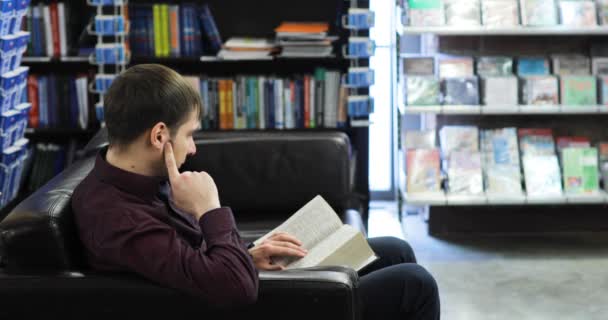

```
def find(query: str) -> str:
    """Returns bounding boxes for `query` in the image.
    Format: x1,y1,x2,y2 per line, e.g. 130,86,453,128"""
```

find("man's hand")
249,232,307,271
164,142,220,220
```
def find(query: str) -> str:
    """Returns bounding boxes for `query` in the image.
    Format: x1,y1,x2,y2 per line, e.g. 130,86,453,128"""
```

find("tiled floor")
368,201,608,320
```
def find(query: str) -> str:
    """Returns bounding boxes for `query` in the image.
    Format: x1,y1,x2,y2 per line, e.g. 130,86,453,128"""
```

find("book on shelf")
402,56,435,76
24,2,72,58
520,76,559,105
522,154,563,196
556,136,591,152
194,69,343,130
551,54,591,75
130,3,222,57
517,57,550,76
406,148,442,193
599,76,608,106
444,0,481,26
438,55,474,78
441,77,480,105
481,128,523,194
407,0,445,26
405,76,440,106
481,76,518,106
518,128,556,156
520,0,558,26
592,57,608,75
26,74,90,130
275,22,335,58
481,0,520,26
560,76,597,106
561,147,600,194
447,150,484,195
599,0,608,25
404,130,436,149
440,126,479,157
254,195,377,271
558,1,597,27
600,142,608,191
476,56,513,77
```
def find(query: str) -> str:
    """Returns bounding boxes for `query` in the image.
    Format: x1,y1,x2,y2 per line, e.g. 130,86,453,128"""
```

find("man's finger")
265,245,307,258
262,261,284,271
164,142,180,181
270,233,303,246
268,240,307,254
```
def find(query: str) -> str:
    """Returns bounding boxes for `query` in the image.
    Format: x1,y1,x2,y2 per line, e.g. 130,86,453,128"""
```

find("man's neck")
106,145,159,177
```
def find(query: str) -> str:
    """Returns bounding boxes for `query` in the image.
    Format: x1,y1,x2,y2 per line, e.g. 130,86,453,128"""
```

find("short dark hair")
104,64,202,147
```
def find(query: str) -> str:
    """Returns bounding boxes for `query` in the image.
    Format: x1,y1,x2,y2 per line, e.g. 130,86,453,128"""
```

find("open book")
254,195,377,271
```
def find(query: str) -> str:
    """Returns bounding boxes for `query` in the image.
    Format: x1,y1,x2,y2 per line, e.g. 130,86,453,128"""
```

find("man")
72,64,439,319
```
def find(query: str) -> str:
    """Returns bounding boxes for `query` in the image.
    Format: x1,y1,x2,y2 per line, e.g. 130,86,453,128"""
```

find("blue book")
47,75,57,127
294,79,303,129
198,4,222,55
247,77,256,129
180,5,195,57
200,78,209,129
266,80,274,129
517,57,550,76
192,7,203,56
37,75,47,128
145,5,154,57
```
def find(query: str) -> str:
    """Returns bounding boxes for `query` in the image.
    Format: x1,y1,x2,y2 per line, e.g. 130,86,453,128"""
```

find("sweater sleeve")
97,207,259,308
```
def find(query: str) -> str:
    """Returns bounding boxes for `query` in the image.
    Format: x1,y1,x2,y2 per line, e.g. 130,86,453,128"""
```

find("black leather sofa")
0,130,367,319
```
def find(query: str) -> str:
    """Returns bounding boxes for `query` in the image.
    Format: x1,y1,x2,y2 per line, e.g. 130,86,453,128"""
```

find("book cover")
199,4,222,55
481,76,518,106
559,1,597,27
447,150,483,195
406,148,441,193
520,0,558,26
444,0,481,26
408,0,445,26
518,128,555,156
481,128,522,193
517,57,550,76
521,76,559,105
405,76,440,106
481,0,520,26
562,147,600,194
403,56,435,76
560,76,597,106
477,56,513,76
557,136,591,152
438,55,475,78
599,142,608,161
440,126,479,157
404,130,436,149
441,77,479,105
592,57,608,75
168,5,180,57
552,54,590,75
523,154,563,196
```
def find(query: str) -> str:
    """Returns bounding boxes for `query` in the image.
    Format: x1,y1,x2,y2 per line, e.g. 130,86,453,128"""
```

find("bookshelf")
397,0,608,235
8,0,372,217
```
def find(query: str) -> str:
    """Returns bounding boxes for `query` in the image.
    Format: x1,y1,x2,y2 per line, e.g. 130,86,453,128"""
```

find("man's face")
169,111,201,169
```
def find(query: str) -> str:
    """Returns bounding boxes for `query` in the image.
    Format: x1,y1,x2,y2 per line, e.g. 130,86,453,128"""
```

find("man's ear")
149,122,169,150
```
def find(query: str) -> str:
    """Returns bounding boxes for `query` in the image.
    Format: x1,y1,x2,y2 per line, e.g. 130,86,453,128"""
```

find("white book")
523,155,563,196
258,76,266,129
57,3,67,57
254,195,377,271
76,77,89,130
323,71,340,128
284,86,294,129
42,5,53,57
274,79,284,129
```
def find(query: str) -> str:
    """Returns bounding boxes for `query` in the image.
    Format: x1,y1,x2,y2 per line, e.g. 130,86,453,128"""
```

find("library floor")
367,201,608,320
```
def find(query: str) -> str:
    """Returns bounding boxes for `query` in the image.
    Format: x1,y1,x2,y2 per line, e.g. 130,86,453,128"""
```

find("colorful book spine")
168,5,180,57
199,4,222,54
153,4,162,57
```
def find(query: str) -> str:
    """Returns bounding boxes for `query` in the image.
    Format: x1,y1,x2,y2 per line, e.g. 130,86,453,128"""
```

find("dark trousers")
359,237,440,320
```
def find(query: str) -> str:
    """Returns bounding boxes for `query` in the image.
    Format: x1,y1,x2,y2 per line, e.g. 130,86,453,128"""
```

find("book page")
254,195,343,265
317,225,377,271
287,225,377,271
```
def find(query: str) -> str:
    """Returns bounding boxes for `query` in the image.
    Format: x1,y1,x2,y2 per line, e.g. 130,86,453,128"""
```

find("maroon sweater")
71,149,259,308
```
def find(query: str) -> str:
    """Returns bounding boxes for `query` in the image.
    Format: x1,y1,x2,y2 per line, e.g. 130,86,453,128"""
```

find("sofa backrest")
0,129,356,273
181,131,354,217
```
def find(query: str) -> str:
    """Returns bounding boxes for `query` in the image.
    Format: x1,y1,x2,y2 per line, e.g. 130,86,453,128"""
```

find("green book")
160,4,170,57
560,76,597,106
153,4,162,57
408,0,442,9
562,147,600,194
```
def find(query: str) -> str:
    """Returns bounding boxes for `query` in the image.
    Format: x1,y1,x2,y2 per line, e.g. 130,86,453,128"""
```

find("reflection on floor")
368,201,608,320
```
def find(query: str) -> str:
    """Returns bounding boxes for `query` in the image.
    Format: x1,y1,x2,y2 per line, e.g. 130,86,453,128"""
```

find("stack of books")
218,37,276,60
275,22,336,58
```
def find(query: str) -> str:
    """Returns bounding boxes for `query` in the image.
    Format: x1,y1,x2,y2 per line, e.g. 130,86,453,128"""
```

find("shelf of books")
400,105,608,115
399,26,608,36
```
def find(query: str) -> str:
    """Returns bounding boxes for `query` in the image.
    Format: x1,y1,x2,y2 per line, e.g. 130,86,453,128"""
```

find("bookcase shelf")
399,105,608,115
403,191,608,206
25,128,99,139
399,26,608,36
